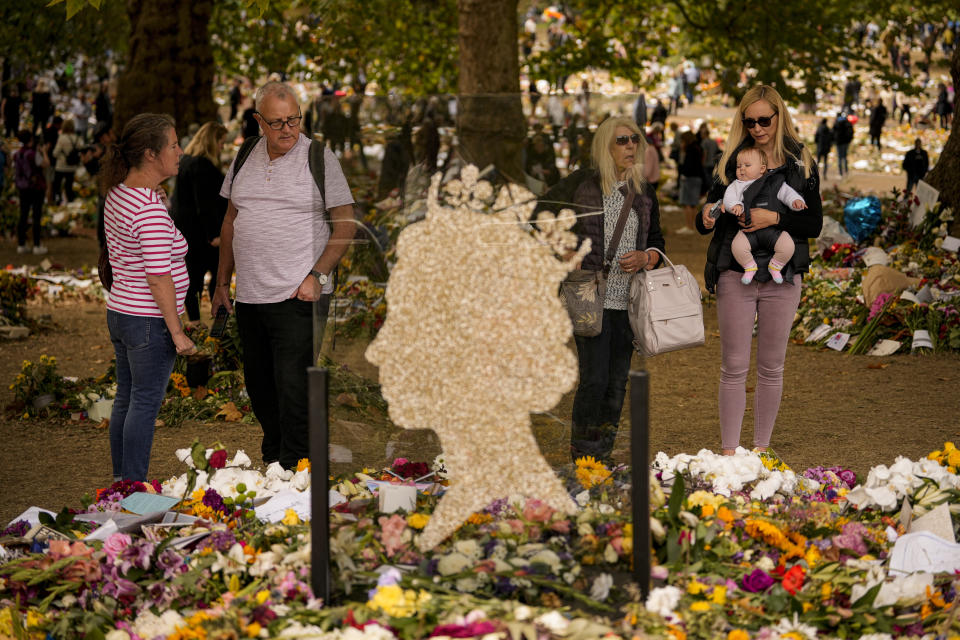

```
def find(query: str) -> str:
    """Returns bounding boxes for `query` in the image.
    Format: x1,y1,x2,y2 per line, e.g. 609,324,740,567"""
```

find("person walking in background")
51,119,82,204
814,118,834,178
833,113,854,177
934,83,953,129
170,122,229,324
229,79,243,122
99,113,196,481
698,122,720,190
902,138,929,194
13,130,49,255
30,78,52,136
2,88,22,137
676,130,704,234
698,84,823,455
95,80,113,129
868,98,887,149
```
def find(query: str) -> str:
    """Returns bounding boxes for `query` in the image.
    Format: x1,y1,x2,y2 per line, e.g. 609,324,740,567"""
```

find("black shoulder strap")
307,140,326,214
233,135,261,178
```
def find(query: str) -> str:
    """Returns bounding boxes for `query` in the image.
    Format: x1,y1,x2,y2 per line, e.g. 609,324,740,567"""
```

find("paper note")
889,531,960,576
942,236,960,253
909,503,955,543
826,332,850,351
900,290,921,304
84,519,119,542
7,507,55,528
379,484,417,513
120,492,181,515
805,324,833,343
867,339,901,356
254,489,312,523
910,181,939,227
911,330,933,350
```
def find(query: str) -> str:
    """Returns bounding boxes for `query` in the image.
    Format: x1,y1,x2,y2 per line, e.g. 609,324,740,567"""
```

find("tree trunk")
925,44,960,234
115,0,216,136
457,0,525,183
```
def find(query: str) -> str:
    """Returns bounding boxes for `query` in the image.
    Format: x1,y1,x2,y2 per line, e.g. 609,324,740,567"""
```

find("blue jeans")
571,308,635,461
235,297,329,469
836,143,849,175
108,311,177,481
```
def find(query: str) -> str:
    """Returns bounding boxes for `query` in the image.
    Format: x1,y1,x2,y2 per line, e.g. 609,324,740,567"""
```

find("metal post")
630,369,651,600
309,367,330,603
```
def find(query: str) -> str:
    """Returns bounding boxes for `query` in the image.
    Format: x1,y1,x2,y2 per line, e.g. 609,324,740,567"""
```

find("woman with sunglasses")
565,115,665,463
697,84,822,456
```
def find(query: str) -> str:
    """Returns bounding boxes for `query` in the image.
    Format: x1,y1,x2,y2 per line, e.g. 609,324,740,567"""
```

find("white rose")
645,585,682,619
534,611,570,634
437,552,473,576
590,573,613,601
230,450,252,467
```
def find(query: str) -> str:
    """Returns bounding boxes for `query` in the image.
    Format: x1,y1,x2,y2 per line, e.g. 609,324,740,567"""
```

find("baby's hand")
792,199,807,210
732,204,744,216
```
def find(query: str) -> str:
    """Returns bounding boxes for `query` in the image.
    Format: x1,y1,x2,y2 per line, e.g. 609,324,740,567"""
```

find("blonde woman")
698,84,822,455
170,122,229,322
567,115,665,463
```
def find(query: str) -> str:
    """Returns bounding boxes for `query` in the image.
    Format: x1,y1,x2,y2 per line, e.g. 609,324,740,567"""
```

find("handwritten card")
254,489,312,523
910,181,939,227
120,492,180,515
826,332,850,351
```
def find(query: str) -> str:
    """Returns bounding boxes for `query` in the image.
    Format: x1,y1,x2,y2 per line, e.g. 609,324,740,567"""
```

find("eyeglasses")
615,133,642,146
256,111,303,130
741,114,777,129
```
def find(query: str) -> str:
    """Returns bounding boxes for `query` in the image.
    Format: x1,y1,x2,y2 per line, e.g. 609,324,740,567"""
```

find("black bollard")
309,367,331,603
630,369,650,600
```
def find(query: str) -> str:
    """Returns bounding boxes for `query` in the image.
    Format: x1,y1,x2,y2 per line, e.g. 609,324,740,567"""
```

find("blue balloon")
843,196,882,244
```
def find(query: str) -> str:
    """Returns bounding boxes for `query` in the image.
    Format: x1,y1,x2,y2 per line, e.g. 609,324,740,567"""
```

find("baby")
723,147,806,284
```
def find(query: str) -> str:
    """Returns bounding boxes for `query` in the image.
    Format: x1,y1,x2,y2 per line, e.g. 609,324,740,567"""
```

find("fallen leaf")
192,385,209,401
746,386,755,393
90,344,103,350
154,418,164,427
867,363,889,369
711,331,721,338
216,401,243,422
336,392,361,408
95,418,109,429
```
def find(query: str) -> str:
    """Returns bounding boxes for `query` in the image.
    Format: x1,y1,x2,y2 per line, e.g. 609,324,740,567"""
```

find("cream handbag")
629,248,705,356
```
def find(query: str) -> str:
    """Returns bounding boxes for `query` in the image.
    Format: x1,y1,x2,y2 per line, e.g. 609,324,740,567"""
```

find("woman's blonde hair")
714,84,814,185
184,121,227,166
591,116,646,195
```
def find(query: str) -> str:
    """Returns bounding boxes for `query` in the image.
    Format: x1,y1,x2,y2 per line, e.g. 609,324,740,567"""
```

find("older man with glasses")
212,81,356,469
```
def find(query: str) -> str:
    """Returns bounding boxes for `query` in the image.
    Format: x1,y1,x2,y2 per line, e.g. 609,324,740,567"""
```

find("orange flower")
782,565,805,595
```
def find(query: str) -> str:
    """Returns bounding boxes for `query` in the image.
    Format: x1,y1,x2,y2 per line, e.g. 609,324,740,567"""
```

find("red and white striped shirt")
104,184,189,317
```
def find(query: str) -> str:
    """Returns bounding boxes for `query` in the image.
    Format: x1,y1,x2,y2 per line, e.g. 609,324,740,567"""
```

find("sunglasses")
615,133,642,146
741,114,777,129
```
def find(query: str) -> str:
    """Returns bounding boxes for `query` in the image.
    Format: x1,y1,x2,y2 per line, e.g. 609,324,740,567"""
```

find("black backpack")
66,136,81,165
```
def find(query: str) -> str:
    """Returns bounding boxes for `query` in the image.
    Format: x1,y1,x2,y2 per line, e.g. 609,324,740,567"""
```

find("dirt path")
2,200,959,528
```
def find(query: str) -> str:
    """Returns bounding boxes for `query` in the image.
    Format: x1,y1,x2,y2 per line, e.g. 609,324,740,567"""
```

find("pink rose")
208,449,228,469
378,514,408,558
103,532,132,561
522,498,555,523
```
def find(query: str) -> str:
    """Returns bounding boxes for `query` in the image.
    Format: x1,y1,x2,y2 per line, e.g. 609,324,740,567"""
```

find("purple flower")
118,539,155,574
157,548,186,579
202,488,229,514
833,522,869,555
1,520,30,537
201,529,237,552
740,568,775,593
430,621,498,638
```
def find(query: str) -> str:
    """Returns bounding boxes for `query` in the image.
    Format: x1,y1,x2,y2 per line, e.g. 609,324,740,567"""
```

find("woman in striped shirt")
99,113,197,481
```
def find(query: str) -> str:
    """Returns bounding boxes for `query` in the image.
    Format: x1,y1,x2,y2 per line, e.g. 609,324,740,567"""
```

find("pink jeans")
716,270,802,449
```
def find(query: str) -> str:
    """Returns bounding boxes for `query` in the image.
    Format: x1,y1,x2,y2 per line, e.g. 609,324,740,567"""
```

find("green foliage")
0,271,30,326
5,0,128,85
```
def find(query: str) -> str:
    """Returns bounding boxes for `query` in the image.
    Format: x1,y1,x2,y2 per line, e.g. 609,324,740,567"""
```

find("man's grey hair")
254,81,299,111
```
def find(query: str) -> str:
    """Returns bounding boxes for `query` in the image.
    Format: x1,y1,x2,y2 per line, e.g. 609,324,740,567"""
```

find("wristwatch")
309,270,329,286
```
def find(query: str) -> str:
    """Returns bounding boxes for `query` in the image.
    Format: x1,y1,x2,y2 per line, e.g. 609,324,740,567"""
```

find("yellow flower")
687,580,705,595
407,513,430,529
245,622,262,637
689,601,711,612
688,490,725,509
255,589,270,605
282,509,300,525
727,631,749,640
296,458,311,472
711,585,727,605
467,512,492,525
575,456,612,489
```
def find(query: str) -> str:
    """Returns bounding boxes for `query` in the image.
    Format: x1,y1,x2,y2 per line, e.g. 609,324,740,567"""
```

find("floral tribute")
2,440,960,639
792,190,960,354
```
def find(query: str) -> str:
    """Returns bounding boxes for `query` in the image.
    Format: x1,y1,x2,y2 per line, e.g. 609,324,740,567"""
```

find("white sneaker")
17,245,30,254
32,245,48,255
675,226,694,235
